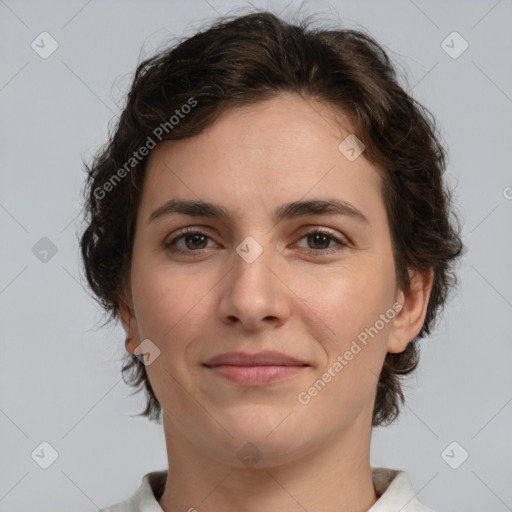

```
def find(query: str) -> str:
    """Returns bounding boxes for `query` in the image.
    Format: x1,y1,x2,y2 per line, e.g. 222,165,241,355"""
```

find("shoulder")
370,467,437,512
99,470,167,512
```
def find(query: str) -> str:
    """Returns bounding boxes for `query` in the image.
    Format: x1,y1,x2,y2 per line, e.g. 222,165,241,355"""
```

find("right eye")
164,228,217,255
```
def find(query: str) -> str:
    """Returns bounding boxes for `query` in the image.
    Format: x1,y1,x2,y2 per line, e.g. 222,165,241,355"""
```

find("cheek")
131,247,206,339
132,276,180,340
130,266,208,405
292,259,394,340
296,269,393,422
130,259,221,385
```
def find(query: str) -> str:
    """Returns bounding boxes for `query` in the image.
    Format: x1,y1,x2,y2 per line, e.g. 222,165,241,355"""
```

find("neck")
157,413,378,512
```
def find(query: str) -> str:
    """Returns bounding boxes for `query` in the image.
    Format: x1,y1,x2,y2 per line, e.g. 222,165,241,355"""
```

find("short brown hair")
79,11,464,427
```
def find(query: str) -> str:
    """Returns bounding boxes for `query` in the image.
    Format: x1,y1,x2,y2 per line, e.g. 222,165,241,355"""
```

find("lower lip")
205,365,307,386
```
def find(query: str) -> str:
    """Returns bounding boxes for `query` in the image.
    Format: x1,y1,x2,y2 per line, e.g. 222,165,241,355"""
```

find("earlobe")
387,267,434,354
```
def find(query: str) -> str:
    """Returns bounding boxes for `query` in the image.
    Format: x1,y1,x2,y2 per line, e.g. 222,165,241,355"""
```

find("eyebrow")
148,198,370,225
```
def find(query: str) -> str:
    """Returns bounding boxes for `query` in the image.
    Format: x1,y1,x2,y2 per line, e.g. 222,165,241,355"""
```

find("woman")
80,10,464,512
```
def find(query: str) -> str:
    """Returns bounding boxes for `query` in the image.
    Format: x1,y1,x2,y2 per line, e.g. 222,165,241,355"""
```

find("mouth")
203,351,309,386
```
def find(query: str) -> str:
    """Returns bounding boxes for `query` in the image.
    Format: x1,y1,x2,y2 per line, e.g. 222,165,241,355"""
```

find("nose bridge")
234,237,273,289
217,235,290,328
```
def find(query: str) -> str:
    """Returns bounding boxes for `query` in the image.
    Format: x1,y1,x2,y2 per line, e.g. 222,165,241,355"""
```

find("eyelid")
164,225,348,244
292,228,349,255
294,225,349,244
165,226,219,247
164,225,350,256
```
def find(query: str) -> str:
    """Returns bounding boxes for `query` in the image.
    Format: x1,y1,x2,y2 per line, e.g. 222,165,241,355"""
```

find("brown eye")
181,233,208,250
164,229,214,254
296,229,348,256
307,232,332,250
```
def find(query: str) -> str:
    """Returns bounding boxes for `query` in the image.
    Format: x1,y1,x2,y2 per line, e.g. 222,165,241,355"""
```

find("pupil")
310,233,329,249
187,234,206,249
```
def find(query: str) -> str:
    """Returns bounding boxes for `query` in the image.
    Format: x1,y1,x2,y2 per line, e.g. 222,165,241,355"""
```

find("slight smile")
203,351,310,386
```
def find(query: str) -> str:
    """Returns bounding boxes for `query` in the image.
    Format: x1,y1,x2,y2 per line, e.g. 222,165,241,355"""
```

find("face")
120,92,429,468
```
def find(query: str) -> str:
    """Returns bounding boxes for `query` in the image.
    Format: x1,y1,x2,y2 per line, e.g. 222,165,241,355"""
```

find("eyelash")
164,227,349,257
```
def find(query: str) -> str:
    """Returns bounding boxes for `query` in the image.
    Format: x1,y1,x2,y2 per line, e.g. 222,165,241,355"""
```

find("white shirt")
100,467,436,511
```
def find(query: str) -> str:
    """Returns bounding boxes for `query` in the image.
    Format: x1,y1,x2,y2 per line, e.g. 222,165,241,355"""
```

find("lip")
203,351,309,386
203,350,308,367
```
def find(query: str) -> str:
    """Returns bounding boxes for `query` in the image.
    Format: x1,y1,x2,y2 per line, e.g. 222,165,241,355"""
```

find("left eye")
297,231,347,252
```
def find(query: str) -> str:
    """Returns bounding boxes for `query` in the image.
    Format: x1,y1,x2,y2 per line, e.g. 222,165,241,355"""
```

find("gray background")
1,0,511,510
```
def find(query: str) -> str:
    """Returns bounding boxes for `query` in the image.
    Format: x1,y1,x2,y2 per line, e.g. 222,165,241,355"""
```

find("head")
80,11,463,461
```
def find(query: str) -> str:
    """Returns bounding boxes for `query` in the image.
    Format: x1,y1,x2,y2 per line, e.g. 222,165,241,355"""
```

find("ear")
387,267,434,354
119,288,142,355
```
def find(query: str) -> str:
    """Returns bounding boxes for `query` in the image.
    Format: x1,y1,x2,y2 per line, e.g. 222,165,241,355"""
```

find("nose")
216,241,292,331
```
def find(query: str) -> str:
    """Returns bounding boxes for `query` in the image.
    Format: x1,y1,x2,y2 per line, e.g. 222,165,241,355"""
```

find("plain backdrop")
1,1,511,511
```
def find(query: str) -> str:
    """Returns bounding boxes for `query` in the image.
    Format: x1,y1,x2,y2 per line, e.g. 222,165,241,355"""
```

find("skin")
119,92,433,512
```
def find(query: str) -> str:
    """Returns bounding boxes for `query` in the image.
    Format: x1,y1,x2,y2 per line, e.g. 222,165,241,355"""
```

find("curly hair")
79,11,464,427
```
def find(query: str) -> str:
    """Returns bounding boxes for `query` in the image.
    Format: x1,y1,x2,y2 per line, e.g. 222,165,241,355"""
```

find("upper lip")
203,351,308,367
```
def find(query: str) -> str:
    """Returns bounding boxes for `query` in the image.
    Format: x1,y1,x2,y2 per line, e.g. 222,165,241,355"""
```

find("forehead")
139,93,385,226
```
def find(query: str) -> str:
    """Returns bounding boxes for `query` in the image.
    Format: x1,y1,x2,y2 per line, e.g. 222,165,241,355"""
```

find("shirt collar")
104,466,435,511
